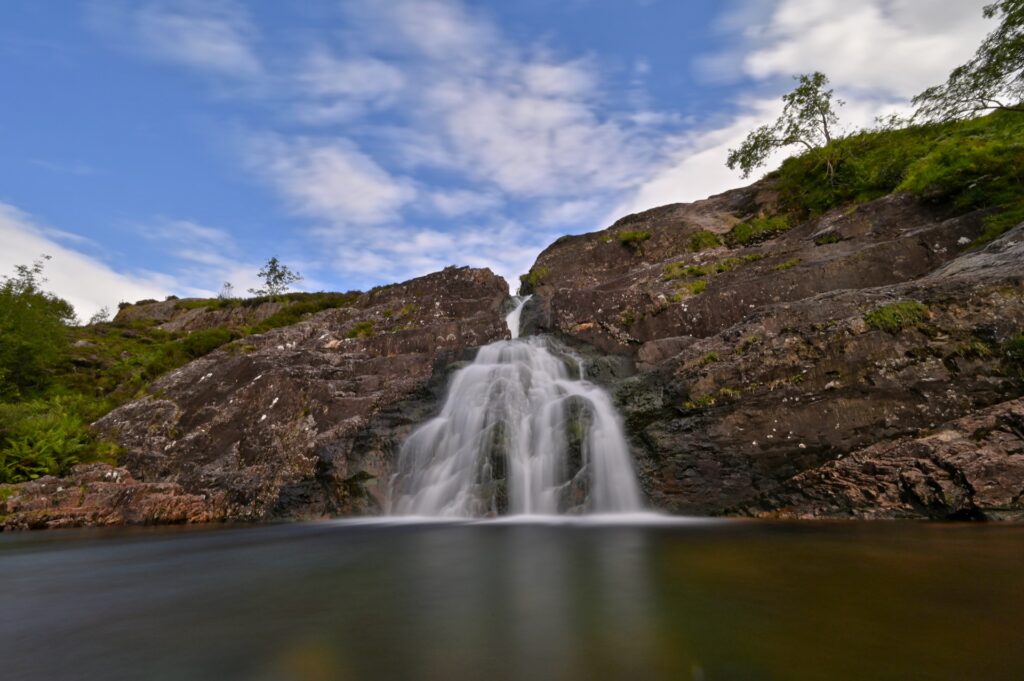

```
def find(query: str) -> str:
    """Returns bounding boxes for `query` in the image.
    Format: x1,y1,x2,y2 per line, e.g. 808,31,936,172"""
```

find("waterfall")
388,297,644,517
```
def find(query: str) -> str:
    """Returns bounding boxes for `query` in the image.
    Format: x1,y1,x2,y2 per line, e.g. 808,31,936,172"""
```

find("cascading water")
388,296,644,517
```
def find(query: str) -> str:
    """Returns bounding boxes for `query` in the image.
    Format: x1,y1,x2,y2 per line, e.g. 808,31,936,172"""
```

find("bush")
864,301,930,334
725,215,791,247
0,258,76,400
689,230,722,252
519,266,550,292
346,321,375,339
617,230,652,253
0,396,117,484
181,328,237,358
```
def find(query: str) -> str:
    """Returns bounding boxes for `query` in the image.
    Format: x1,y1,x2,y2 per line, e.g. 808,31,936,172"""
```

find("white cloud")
0,203,174,321
244,134,417,228
90,0,261,78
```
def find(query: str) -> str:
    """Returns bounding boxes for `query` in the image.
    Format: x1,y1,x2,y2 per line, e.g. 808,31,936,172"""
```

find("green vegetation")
663,254,764,281
771,110,1024,244
774,258,802,271
683,280,708,295
519,265,550,291
0,257,77,400
617,230,652,254
700,352,719,366
738,335,761,354
815,232,843,245
0,258,363,484
683,394,716,410
725,215,792,247
863,301,931,334
689,230,722,252
346,321,375,339
1005,333,1024,366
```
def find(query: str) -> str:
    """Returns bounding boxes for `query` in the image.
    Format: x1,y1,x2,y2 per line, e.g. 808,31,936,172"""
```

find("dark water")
2,518,1023,681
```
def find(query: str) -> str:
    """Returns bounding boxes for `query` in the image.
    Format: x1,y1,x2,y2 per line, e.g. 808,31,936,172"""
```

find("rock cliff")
2,267,509,529
522,179,1024,519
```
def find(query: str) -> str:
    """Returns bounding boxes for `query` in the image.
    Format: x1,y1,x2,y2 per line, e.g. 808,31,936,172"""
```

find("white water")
388,297,644,517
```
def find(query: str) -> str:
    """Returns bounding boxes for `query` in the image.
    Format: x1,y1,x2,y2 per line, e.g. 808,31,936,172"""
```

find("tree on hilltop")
248,257,302,298
727,72,844,180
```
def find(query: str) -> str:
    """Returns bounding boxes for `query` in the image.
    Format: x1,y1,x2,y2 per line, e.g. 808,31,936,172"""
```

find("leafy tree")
248,257,302,298
0,256,77,399
727,72,844,178
87,306,111,325
914,1,1024,122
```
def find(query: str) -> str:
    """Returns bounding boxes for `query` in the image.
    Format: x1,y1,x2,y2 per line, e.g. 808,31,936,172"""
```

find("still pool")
2,518,1023,680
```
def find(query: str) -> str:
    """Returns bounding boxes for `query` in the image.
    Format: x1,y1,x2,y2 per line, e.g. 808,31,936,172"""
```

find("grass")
519,265,550,291
774,258,801,271
863,301,930,334
689,230,722,252
683,394,716,410
725,215,791,247
773,110,1024,245
700,352,719,366
346,321,375,339
814,233,843,245
662,254,764,282
618,230,652,255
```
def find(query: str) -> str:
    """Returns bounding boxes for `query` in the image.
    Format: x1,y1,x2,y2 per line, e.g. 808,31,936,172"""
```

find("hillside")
3,111,1024,527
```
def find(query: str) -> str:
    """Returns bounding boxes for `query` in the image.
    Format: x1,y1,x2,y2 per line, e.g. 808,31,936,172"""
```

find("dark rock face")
3,267,509,529
744,399,1024,520
525,180,1024,518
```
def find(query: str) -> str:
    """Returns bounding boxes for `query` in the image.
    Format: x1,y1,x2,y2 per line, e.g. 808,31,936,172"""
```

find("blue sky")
0,0,991,318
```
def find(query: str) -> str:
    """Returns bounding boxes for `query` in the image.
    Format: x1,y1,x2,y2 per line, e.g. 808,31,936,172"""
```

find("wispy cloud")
88,0,261,78
31,159,98,176
0,202,175,320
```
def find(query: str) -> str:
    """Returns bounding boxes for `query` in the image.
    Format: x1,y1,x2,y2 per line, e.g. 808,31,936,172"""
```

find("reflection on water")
2,519,1023,680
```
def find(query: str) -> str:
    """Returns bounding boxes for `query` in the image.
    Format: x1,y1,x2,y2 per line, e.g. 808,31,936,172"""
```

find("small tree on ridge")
727,71,844,179
248,257,302,298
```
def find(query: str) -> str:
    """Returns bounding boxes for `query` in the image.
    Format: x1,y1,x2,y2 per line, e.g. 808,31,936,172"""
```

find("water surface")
2,519,1023,680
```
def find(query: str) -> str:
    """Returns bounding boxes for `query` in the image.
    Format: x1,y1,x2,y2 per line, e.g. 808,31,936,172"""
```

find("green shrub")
684,279,707,295
863,301,930,334
520,266,550,291
700,352,719,366
725,215,791,247
683,394,716,410
0,396,117,484
814,233,842,245
181,328,237,358
689,230,721,252
617,230,652,253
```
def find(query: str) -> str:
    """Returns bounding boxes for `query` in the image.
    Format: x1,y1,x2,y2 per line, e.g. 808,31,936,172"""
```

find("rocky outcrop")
745,398,1024,520
524,180,1024,518
1,464,216,530
3,267,509,529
